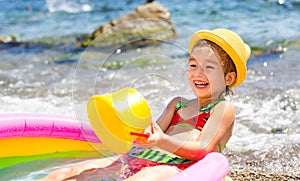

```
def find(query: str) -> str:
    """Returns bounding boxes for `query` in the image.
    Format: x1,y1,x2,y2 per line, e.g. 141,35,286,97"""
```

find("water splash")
45,0,92,13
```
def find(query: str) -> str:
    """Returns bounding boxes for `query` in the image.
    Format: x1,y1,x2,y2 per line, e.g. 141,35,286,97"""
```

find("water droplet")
278,0,285,5
263,62,268,66
116,49,121,54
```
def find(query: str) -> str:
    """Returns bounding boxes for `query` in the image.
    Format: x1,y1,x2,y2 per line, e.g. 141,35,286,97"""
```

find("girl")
38,28,250,181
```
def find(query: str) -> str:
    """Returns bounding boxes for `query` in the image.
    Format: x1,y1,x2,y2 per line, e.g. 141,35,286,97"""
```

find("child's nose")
195,66,205,74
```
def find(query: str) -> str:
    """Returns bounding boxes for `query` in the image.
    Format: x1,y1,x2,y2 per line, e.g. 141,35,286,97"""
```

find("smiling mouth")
194,80,209,88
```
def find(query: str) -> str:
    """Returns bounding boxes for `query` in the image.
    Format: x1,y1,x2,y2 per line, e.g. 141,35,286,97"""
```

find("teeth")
195,81,206,85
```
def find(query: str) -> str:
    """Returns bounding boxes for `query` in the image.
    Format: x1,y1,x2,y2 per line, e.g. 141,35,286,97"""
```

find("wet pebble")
229,170,300,181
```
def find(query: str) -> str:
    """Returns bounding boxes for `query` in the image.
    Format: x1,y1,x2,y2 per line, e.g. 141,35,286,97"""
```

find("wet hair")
191,39,237,96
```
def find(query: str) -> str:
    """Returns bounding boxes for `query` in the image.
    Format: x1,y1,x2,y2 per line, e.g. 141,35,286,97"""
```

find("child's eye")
189,64,197,68
206,65,214,69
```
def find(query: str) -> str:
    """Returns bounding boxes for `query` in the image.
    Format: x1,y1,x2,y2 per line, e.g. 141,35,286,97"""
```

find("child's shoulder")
166,97,189,109
167,97,199,112
212,100,235,114
217,100,234,107
169,96,186,104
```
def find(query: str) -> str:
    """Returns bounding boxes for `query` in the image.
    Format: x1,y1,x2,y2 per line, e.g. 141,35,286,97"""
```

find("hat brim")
190,30,249,87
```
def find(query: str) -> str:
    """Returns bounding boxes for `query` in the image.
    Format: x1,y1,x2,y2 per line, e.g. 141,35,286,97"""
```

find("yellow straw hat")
87,87,152,154
189,28,251,87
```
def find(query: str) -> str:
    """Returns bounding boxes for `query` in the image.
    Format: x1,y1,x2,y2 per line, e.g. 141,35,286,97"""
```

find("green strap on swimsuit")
175,99,192,110
176,99,224,113
129,147,194,165
199,99,224,113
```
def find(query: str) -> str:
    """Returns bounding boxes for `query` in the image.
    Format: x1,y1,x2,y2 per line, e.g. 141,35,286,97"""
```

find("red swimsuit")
125,100,223,178
170,111,210,131
169,99,224,131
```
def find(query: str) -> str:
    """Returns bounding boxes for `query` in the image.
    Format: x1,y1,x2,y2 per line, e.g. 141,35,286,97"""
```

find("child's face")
188,46,227,101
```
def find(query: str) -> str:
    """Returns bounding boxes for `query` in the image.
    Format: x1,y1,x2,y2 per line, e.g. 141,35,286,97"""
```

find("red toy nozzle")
130,132,150,138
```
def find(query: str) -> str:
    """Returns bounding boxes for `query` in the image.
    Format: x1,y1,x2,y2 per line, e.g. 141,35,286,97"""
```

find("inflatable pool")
0,113,106,169
0,113,229,180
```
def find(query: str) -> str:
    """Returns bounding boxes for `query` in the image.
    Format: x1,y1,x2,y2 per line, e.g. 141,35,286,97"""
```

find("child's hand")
147,123,166,143
135,123,166,148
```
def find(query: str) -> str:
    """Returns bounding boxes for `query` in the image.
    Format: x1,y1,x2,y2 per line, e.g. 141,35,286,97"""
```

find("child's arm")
154,101,235,161
154,97,183,132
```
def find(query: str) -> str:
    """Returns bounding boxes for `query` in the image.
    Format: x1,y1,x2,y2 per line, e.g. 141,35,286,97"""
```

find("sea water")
0,0,299,180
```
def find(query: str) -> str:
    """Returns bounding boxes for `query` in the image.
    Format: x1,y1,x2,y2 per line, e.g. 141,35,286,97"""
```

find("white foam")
0,95,75,117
